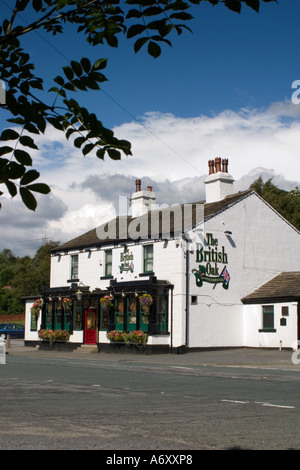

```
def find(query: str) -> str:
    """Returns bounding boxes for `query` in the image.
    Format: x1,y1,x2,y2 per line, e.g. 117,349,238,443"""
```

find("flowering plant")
31,298,43,315
63,297,72,309
100,295,114,309
38,329,70,344
106,330,148,345
138,294,153,306
125,330,148,345
106,330,125,342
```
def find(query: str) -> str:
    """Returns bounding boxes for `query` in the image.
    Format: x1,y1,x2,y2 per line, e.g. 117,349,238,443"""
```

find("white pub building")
24,159,300,353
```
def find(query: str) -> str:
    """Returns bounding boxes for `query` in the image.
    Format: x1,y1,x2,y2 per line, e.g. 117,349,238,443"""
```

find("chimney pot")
222,158,228,173
215,157,221,173
147,186,152,192
208,159,215,175
135,179,141,192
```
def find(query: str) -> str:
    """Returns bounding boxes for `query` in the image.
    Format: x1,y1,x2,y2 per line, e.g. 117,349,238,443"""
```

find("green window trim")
105,249,112,277
259,305,276,332
71,254,79,280
143,244,153,273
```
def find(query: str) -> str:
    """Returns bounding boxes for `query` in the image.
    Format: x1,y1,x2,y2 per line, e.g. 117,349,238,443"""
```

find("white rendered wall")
48,192,300,349
187,192,300,348
243,302,298,349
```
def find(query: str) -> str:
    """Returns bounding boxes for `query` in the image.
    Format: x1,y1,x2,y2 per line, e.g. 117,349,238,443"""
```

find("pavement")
4,339,300,369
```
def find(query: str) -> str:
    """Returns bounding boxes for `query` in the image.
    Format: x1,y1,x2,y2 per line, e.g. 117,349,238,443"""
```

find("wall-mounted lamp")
75,289,82,301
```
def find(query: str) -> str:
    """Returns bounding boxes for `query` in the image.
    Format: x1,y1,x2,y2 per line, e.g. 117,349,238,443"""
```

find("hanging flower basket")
100,295,114,310
62,297,72,310
31,298,43,316
138,294,153,306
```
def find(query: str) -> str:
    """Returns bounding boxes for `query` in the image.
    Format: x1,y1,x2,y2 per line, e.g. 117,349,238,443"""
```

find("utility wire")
0,0,205,176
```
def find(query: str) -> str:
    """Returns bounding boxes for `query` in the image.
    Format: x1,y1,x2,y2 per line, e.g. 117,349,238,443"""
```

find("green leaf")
107,148,121,160
63,66,74,81
20,169,40,185
24,122,40,135
74,136,86,148
143,6,163,16
19,135,38,149
0,146,13,156
224,0,241,13
32,0,43,11
7,162,25,180
244,0,259,12
169,12,194,20
5,181,17,198
71,60,83,77
29,79,43,90
14,149,32,166
80,57,91,73
93,59,107,70
53,75,65,86
127,24,147,39
82,143,95,156
26,183,51,194
126,9,143,19
148,41,161,58
134,37,149,53
1,129,19,141
20,187,37,211
81,77,100,90
96,148,105,159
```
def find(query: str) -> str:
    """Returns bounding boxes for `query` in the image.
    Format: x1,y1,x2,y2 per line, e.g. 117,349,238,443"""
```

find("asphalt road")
1,344,300,451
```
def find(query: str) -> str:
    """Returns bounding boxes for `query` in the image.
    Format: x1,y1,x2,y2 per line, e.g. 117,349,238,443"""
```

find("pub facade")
24,159,300,352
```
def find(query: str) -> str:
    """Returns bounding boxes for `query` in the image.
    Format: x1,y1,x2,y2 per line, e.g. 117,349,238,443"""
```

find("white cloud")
1,100,300,256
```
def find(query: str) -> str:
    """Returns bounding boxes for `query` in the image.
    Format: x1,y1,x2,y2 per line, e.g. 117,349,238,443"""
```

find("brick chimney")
204,158,234,203
130,179,156,217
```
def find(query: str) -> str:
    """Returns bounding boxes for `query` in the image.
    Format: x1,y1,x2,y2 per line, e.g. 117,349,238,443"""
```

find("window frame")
70,254,79,280
259,305,276,332
143,244,154,274
105,249,112,277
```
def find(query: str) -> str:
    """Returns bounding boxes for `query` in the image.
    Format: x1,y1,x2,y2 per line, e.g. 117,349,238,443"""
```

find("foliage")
124,330,148,344
138,293,153,306
0,0,276,210
106,329,126,342
30,297,43,315
100,294,114,309
0,238,59,316
106,329,148,344
250,177,300,231
62,297,72,309
38,328,70,344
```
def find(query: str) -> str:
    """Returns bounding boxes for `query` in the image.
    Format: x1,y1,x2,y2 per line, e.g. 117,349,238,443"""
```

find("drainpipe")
170,285,174,350
182,233,190,352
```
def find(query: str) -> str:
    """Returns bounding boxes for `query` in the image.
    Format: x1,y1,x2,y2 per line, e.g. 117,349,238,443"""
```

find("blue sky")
17,1,299,126
0,0,300,256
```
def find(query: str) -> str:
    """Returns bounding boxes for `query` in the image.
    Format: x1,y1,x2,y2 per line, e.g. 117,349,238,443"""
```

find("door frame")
84,307,97,344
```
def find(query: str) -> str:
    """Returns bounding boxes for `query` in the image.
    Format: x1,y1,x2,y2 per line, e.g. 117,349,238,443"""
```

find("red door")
84,308,97,344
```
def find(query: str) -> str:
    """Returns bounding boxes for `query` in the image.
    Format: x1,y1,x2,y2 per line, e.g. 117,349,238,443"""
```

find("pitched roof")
52,189,253,253
241,272,300,304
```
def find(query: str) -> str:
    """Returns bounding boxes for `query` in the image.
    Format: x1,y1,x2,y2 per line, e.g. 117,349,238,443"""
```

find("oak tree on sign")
0,0,277,211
